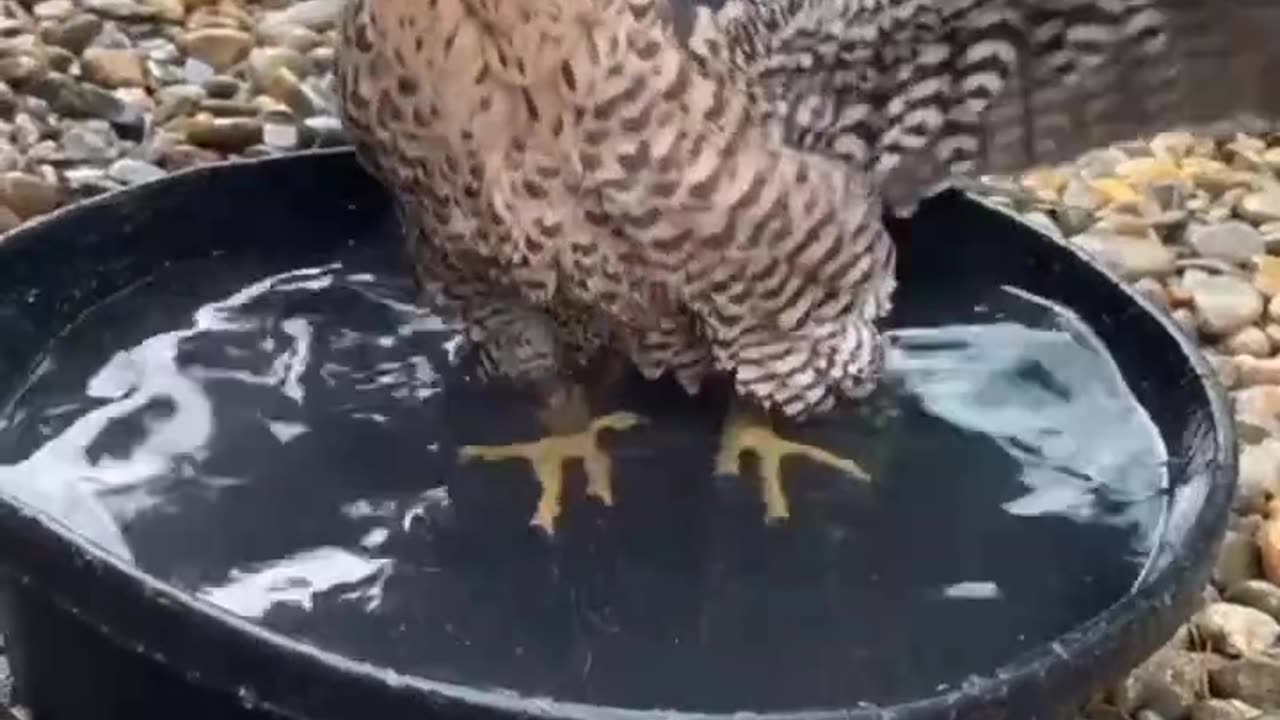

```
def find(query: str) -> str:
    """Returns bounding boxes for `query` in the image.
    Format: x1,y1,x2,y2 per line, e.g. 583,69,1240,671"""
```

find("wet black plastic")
0,148,1236,720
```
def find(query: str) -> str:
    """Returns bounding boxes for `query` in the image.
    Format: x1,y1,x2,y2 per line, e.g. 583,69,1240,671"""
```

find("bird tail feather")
720,0,1280,211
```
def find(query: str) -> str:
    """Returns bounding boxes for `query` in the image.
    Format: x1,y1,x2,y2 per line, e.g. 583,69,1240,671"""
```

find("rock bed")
0,0,346,232
0,0,1274,715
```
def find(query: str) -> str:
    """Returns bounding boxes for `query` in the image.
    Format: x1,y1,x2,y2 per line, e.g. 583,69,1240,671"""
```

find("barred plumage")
336,0,1280,420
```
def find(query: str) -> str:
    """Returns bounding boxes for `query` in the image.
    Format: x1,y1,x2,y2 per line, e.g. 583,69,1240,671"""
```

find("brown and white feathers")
336,0,1280,418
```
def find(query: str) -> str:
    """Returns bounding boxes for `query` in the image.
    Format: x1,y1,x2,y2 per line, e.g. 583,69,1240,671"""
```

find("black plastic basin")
0,148,1235,720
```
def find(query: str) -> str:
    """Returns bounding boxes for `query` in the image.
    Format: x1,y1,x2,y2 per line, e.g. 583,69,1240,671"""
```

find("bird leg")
715,398,872,523
458,377,644,534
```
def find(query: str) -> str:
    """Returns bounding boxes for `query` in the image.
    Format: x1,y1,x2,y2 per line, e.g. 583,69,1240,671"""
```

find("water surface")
0,245,1168,712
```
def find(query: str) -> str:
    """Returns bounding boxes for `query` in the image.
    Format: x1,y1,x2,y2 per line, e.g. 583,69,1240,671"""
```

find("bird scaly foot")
459,412,644,534
715,403,871,523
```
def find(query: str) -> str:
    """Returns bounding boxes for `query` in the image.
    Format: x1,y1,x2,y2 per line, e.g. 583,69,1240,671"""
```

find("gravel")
0,0,344,233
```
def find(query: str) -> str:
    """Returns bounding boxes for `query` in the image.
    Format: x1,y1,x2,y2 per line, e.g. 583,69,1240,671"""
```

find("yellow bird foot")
458,412,645,534
715,406,872,523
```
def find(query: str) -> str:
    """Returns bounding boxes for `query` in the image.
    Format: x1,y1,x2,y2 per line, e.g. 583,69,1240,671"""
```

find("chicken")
336,0,1280,533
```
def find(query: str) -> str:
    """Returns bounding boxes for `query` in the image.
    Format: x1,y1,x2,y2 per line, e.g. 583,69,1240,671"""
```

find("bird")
335,0,1280,534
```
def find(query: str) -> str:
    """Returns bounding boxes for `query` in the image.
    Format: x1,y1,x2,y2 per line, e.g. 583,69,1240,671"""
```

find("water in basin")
0,239,1169,712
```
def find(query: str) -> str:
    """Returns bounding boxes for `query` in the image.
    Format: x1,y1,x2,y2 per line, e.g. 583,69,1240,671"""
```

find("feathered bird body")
338,0,1280,419
338,0,902,418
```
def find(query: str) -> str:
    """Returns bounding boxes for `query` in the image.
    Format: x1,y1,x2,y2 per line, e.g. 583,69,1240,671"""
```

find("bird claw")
459,411,645,534
714,405,871,523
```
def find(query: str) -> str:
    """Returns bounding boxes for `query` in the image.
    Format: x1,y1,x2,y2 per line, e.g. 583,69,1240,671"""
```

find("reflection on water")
0,248,1168,712
200,546,392,619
